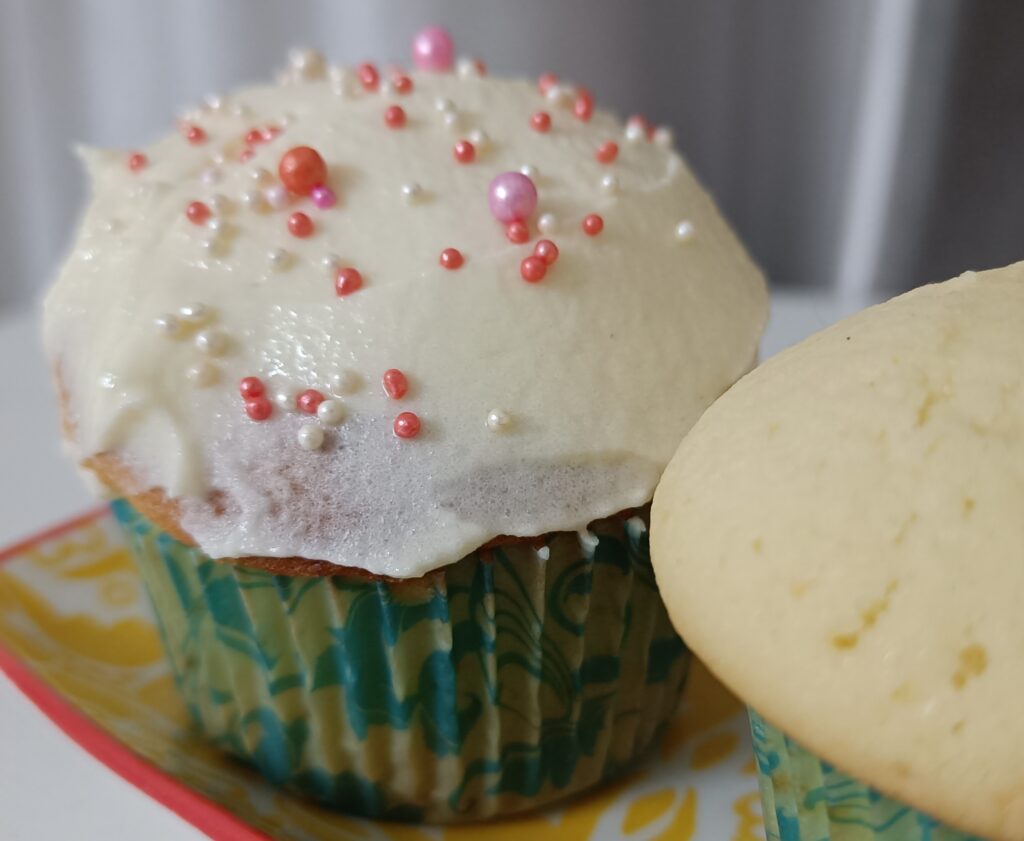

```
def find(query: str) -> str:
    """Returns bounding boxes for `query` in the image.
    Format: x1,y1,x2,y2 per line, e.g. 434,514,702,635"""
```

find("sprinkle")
382,368,409,399
127,152,147,172
595,141,619,164
186,361,218,388
296,389,325,414
155,314,183,337
520,164,538,179
200,168,222,185
506,221,529,244
288,212,314,238
178,302,212,325
250,166,273,184
335,267,363,296
384,104,407,129
468,128,490,152
357,62,380,91
393,411,421,439
245,128,265,145
239,148,255,162
537,213,557,235
245,397,272,421
278,146,327,196
241,190,268,212
195,328,229,356
186,201,211,225
317,399,346,426
287,48,326,81
392,73,413,94
653,126,674,147
205,217,229,235
439,248,464,269
272,386,298,411
401,181,423,203
183,125,207,144
486,409,511,432
582,213,604,236
600,173,619,194
534,239,559,265
574,88,594,122
456,57,486,79
209,194,233,215
311,185,337,209
239,377,265,399
268,247,291,269
321,253,342,272
488,171,538,224
675,220,695,242
625,115,649,143
435,97,456,113
297,424,325,450
453,140,476,164
330,370,360,395
530,111,551,133
537,72,559,95
442,110,461,131
264,185,290,210
520,255,547,283
411,25,454,72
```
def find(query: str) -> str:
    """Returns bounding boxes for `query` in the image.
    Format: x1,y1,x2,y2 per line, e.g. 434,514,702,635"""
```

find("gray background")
2,0,1021,315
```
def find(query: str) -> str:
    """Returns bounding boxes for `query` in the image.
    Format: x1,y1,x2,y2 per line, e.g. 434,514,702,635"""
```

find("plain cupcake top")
45,27,766,578
652,262,1024,839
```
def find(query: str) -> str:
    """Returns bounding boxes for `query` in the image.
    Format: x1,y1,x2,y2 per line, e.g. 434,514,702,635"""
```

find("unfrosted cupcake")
652,262,1024,839
45,27,766,821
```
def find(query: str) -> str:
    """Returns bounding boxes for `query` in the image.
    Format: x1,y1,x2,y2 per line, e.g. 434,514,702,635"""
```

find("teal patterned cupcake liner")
112,499,690,822
749,709,984,840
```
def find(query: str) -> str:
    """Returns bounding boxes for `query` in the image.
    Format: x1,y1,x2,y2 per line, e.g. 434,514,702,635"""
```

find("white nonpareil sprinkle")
178,303,212,326
329,369,360,395
401,182,423,203
520,164,538,179
297,423,325,451
485,409,511,432
537,213,557,235
194,328,229,356
625,122,645,143
675,220,695,242
468,129,490,151
154,314,183,338
600,173,619,194
317,399,346,426
268,248,291,270
186,361,219,388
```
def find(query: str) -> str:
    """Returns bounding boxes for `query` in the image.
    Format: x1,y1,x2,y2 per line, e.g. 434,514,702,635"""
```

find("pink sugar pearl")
412,25,454,72
311,185,336,209
488,172,538,224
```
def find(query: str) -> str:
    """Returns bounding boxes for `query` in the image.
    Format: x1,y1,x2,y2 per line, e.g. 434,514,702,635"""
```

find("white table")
0,292,873,839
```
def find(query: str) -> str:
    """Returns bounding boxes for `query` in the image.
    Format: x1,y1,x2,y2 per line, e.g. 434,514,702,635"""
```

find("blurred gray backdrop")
1,0,1021,315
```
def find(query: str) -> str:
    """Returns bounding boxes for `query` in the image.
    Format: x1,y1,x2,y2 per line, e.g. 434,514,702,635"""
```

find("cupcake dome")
46,41,766,578
652,263,1024,839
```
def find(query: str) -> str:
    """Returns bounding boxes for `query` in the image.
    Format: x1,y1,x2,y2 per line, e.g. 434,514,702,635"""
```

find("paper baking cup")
749,709,982,841
112,499,690,822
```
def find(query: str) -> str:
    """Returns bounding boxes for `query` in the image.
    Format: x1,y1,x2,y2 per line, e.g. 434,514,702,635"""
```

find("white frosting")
45,63,766,577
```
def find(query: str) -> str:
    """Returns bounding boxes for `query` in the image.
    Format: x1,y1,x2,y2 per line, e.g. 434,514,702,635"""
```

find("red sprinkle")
127,152,147,172
574,89,594,122
520,255,547,283
296,389,325,414
239,377,264,399
245,397,272,421
537,72,559,95
534,239,559,265
453,140,476,164
382,368,409,399
240,148,255,162
530,111,552,133
288,212,314,238
393,411,421,439
392,73,413,94
245,128,264,145
582,214,604,236
185,201,210,225
506,221,530,244
595,141,619,164
278,146,328,196
468,58,488,76
384,105,407,129
439,248,464,269
335,267,363,296
357,62,380,91
184,125,207,145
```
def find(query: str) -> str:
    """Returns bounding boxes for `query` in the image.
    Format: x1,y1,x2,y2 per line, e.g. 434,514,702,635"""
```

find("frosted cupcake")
45,27,766,821
652,263,1024,839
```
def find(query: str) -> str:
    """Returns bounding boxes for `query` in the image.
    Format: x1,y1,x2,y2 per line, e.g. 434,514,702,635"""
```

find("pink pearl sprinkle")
488,172,538,224
311,185,336,209
411,25,454,72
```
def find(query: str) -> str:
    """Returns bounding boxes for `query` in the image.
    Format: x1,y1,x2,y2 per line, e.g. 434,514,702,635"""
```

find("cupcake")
45,27,766,821
652,263,1024,839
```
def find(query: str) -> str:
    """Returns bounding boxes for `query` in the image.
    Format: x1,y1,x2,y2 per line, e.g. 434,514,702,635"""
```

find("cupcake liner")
749,709,984,841
112,499,690,822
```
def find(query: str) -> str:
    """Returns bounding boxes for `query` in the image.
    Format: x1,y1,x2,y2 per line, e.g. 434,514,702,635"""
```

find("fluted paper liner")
112,500,690,822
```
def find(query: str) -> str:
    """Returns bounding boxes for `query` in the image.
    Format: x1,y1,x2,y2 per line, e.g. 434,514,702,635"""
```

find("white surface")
0,290,871,839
